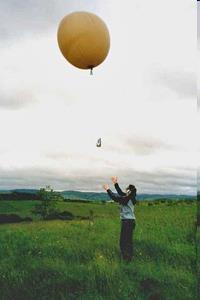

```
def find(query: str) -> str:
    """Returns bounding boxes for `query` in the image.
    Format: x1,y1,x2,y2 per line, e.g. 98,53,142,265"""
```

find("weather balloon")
57,11,110,73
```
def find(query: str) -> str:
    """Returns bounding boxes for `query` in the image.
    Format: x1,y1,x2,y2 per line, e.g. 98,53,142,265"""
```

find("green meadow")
0,199,197,300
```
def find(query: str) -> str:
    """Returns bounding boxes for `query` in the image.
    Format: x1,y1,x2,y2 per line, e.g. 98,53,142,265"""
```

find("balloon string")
88,65,94,75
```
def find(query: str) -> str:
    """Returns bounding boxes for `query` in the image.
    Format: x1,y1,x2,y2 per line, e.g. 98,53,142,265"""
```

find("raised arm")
111,176,126,196
114,183,126,196
103,183,130,205
106,189,130,205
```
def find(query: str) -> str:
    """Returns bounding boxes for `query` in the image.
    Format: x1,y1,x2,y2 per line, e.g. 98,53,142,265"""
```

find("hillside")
0,199,197,300
61,190,195,201
0,189,195,202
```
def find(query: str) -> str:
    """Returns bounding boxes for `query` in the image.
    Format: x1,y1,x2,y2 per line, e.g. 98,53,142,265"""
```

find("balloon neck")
88,66,94,75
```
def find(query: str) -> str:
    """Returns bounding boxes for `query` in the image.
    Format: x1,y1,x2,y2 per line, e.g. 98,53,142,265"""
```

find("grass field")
0,199,197,300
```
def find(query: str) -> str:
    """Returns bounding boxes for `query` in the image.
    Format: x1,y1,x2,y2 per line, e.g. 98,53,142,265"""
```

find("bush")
45,211,75,221
32,186,63,219
0,214,32,224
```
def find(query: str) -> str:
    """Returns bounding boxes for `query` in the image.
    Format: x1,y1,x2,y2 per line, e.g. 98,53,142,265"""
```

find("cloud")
115,136,173,156
0,89,36,110
0,0,196,194
0,165,196,195
198,2,200,42
117,167,196,195
151,69,196,99
0,0,102,42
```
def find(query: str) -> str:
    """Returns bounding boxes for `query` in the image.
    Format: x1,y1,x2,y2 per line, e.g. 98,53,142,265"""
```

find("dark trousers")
120,219,136,261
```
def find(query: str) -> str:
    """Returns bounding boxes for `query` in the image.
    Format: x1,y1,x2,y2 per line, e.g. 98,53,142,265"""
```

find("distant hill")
0,190,11,194
12,189,38,194
0,189,38,194
0,189,195,201
61,190,108,201
61,191,195,201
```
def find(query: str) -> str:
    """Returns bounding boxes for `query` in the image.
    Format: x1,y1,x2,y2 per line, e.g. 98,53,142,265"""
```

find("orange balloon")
57,11,110,71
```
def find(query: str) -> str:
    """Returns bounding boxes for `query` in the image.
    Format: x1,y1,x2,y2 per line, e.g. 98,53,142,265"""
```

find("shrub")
32,186,63,219
0,214,32,224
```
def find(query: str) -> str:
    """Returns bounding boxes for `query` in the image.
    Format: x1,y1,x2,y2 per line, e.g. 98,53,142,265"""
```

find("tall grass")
0,200,197,299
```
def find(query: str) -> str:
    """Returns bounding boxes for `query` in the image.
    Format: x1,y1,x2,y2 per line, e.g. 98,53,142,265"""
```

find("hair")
126,184,137,205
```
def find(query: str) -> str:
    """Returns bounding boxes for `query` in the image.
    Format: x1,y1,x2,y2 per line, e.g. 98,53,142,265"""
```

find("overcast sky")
0,0,196,194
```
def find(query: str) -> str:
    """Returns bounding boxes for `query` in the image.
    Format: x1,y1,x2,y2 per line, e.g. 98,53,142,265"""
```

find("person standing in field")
103,176,137,262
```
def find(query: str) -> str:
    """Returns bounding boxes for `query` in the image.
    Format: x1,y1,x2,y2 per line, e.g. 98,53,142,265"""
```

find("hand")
103,184,109,191
111,176,118,184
